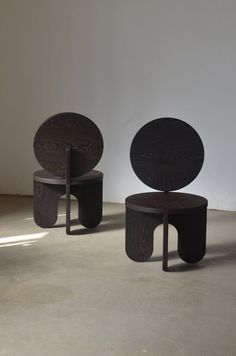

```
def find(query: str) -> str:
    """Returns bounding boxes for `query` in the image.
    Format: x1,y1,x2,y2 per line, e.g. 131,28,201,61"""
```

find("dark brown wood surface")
33,178,103,229
126,192,208,214
125,205,207,265
33,169,103,185
130,118,204,191
34,112,103,177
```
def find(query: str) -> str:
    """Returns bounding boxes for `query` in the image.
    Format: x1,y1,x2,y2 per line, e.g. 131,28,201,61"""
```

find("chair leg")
163,214,169,271
33,181,63,228
125,207,162,262
169,208,207,263
72,180,103,228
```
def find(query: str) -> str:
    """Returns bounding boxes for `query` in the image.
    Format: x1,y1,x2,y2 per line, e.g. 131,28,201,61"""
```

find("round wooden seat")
33,169,103,185
126,192,207,215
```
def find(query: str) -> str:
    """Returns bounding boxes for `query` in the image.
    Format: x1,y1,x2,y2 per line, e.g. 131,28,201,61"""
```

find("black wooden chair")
33,112,103,235
125,117,207,271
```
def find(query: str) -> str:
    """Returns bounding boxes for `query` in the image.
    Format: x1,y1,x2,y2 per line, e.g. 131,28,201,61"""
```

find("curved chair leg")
33,181,63,228
72,181,103,228
169,208,207,263
125,208,162,262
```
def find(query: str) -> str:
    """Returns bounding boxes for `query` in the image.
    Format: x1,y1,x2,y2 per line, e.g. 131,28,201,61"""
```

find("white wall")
0,0,236,210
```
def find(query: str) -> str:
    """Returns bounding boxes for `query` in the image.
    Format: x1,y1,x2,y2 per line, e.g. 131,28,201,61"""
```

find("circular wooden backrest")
130,117,204,191
34,112,103,177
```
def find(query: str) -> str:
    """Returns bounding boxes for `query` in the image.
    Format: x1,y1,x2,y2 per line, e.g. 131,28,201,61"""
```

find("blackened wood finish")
126,194,207,268
33,112,104,234
33,169,103,185
130,118,204,191
33,170,103,229
66,147,71,234
126,192,207,214
126,117,207,271
34,112,103,177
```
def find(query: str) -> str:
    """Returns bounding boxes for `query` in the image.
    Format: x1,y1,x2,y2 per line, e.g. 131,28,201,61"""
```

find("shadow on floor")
147,239,236,272
54,212,125,235
203,239,236,267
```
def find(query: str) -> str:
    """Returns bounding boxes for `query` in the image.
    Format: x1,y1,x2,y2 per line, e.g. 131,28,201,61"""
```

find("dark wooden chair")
33,112,104,234
125,117,207,271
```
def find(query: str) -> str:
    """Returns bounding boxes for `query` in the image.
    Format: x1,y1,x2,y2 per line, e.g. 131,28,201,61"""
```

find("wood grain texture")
126,207,162,262
33,177,103,230
126,192,207,214
33,181,62,228
125,204,207,266
72,181,103,228
130,117,204,191
169,208,207,263
34,112,103,177
33,169,103,185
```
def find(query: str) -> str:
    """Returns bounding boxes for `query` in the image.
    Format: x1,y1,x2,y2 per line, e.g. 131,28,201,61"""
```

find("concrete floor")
0,195,236,356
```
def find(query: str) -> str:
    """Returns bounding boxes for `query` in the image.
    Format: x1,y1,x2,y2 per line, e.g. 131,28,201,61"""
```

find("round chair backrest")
34,112,103,177
130,117,204,191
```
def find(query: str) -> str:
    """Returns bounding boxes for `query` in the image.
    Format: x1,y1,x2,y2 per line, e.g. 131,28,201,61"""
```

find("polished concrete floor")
0,195,236,356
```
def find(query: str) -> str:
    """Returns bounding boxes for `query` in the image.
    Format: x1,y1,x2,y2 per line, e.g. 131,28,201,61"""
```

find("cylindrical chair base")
125,192,207,271
33,169,103,233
